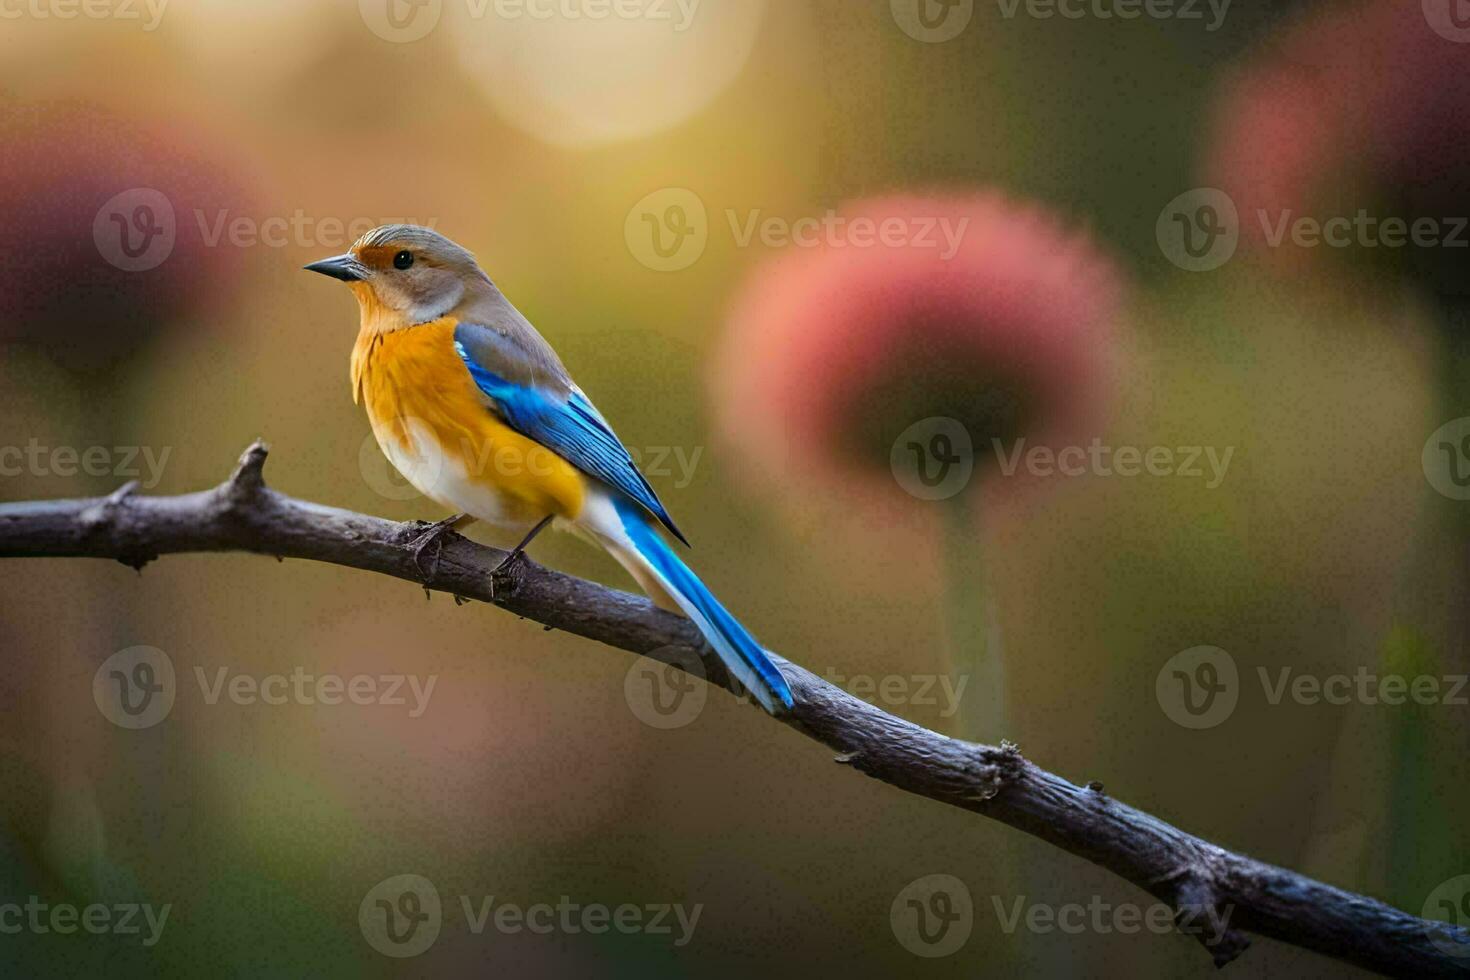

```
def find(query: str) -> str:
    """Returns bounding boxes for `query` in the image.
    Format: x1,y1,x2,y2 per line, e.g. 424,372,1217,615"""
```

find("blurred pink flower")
712,192,1122,528
1203,53,1357,256
1205,1,1470,284
0,102,254,374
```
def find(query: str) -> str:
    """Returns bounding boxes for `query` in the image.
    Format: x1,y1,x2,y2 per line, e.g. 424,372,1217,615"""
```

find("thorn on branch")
222,440,271,508
80,481,139,531
107,480,140,505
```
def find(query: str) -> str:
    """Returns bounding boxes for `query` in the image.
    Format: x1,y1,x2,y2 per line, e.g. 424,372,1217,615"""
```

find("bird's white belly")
371,417,535,534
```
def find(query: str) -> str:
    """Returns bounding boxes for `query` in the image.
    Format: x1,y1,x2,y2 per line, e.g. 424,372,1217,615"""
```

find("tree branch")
1,442,1465,976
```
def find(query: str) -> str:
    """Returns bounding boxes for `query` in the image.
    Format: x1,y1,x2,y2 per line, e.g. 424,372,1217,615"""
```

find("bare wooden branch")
1,442,1465,976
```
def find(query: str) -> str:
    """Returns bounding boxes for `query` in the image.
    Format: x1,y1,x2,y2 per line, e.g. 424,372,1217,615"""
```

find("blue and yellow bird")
306,225,794,714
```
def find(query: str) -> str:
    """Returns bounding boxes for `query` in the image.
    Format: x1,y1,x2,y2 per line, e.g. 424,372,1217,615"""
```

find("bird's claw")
408,513,467,580
488,547,526,599
486,514,552,599
492,547,524,578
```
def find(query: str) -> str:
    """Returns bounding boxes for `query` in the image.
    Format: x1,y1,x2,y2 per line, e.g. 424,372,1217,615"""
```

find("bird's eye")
393,250,414,270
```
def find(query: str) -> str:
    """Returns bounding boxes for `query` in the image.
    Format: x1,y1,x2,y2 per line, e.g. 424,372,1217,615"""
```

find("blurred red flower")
712,192,1122,529
0,102,253,374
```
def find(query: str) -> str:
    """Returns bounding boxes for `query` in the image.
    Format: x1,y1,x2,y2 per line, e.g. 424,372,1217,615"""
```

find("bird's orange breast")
352,317,586,525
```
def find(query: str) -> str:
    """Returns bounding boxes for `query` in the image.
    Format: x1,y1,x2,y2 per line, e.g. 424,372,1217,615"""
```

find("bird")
305,225,794,714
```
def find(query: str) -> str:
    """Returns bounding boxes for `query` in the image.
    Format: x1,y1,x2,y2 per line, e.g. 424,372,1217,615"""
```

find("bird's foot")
491,546,526,578
488,547,526,598
408,513,469,580
488,515,553,598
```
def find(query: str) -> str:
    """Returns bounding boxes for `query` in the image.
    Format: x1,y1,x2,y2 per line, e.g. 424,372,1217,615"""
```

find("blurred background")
1,0,1467,975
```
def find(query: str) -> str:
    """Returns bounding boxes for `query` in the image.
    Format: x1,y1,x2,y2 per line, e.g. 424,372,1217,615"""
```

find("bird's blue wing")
453,322,688,545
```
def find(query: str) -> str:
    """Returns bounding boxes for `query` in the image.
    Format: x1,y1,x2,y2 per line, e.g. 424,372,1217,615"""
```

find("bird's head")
305,224,487,329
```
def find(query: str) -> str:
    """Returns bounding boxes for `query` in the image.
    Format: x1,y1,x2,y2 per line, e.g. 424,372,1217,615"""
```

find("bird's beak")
303,253,367,282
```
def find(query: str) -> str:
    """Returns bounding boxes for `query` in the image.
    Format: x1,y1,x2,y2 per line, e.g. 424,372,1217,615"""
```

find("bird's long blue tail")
613,498,794,714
